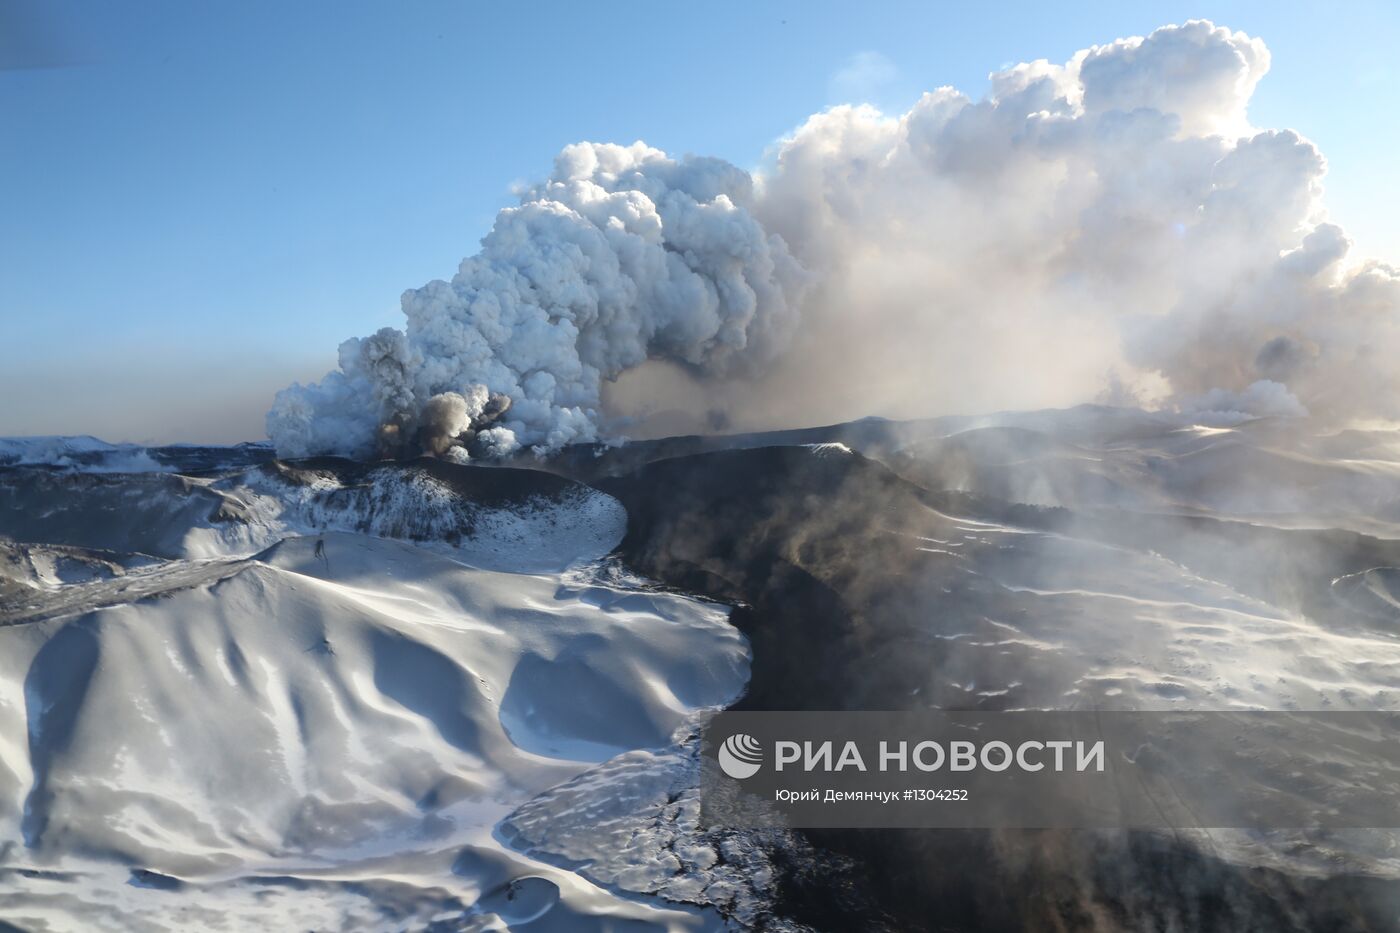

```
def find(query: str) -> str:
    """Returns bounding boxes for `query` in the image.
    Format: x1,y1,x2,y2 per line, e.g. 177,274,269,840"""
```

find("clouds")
269,20,1400,459
1077,21,1270,138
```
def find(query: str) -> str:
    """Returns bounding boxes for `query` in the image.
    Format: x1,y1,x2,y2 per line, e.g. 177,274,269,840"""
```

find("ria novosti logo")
718,733,764,779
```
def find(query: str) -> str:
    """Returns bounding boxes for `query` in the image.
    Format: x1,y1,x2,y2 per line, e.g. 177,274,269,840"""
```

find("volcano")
4,405,1400,930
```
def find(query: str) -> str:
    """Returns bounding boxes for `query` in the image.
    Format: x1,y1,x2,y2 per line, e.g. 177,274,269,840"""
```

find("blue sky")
3,0,1397,442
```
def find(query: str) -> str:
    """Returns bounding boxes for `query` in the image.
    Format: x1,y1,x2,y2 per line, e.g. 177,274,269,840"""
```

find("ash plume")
743,20,1398,433
269,20,1399,460
267,144,808,459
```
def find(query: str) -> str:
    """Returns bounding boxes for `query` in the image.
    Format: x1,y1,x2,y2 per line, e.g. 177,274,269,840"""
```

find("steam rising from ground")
269,20,1400,459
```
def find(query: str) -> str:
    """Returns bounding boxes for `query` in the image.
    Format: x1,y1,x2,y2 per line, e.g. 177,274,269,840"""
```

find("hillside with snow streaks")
0,457,752,931
8,409,1400,930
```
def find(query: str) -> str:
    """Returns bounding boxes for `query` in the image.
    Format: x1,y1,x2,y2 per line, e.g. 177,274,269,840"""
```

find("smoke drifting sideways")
268,20,1400,461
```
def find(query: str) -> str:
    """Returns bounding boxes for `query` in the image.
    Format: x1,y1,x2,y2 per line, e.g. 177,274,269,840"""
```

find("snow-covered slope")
0,459,751,931
9,410,1400,930
0,536,748,930
0,458,626,569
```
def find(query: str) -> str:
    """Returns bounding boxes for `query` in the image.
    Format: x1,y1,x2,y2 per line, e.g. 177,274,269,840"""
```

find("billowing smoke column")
267,143,808,459
270,20,1400,459
742,20,1400,430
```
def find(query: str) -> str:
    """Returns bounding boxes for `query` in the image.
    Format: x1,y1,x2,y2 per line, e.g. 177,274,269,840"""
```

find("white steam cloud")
268,144,807,458
269,20,1400,459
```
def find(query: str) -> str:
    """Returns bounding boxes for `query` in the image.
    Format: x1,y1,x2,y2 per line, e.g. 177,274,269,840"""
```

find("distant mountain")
0,434,275,473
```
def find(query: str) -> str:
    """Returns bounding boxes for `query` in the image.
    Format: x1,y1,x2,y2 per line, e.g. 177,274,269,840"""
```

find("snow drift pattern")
269,20,1400,458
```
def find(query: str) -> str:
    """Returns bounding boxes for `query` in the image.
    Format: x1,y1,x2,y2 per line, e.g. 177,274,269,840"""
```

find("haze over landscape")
6,5,1400,932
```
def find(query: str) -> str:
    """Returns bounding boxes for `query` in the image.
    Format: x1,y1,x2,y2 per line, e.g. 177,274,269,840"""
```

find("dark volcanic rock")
598,444,1400,932
0,456,618,563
